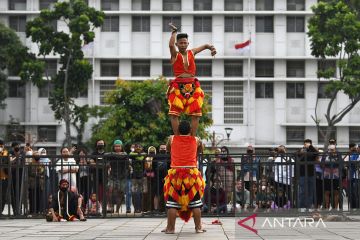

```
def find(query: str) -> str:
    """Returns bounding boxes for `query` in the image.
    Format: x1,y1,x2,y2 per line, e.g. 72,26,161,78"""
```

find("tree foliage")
308,0,360,146
25,0,104,146
0,23,41,109
90,78,213,150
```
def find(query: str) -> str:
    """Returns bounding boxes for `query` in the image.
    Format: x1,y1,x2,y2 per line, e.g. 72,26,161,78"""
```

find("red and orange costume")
167,50,204,116
163,135,205,222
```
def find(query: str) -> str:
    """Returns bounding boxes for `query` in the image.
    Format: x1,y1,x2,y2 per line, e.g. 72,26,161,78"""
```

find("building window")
6,125,25,142
38,126,57,142
163,16,181,32
287,82,305,98
287,16,305,32
286,60,305,77
39,0,57,10
196,60,212,77
9,16,26,32
39,81,55,98
132,16,150,32
194,0,212,10
194,16,212,32
256,0,274,10
162,60,173,77
225,0,243,11
255,60,274,77
349,127,360,144
163,0,181,11
287,0,305,11
9,0,26,10
255,82,273,98
225,16,243,32
224,60,243,77
100,60,119,76
101,0,119,10
224,81,243,124
256,16,274,32
132,60,150,76
318,60,336,78
100,80,116,104
286,126,305,144
101,16,119,32
132,0,150,10
201,81,212,119
318,127,336,144
317,82,334,99
44,60,57,77
8,81,25,98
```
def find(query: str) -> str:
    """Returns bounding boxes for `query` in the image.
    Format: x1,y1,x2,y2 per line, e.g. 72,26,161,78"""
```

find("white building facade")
1,0,360,153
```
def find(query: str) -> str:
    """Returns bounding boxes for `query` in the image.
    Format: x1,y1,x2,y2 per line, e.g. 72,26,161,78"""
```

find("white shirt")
273,155,294,185
56,158,78,188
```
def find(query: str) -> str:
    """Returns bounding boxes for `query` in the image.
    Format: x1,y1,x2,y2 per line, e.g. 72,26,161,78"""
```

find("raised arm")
168,23,178,62
192,44,217,56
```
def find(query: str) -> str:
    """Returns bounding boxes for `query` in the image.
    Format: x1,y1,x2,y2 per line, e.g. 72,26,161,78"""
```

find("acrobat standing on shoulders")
167,23,217,136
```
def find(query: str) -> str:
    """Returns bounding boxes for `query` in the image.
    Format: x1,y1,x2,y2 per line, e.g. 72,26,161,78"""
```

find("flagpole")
247,32,251,144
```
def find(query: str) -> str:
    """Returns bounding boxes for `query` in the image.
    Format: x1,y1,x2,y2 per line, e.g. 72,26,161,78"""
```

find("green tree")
90,77,213,149
0,23,41,109
25,0,104,146
308,0,360,147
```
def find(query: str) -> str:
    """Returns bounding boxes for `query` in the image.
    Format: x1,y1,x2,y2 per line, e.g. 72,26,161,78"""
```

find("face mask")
0,147,3,152
159,150,166,154
97,144,104,150
34,156,40,161
14,147,20,152
131,148,135,152
60,186,68,192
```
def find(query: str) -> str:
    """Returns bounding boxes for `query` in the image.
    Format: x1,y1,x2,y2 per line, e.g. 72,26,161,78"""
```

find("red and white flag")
235,39,251,53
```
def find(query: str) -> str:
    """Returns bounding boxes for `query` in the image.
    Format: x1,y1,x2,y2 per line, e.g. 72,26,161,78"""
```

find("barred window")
318,127,336,144
39,0,57,10
318,60,336,78
256,0,273,10
255,60,274,77
287,16,305,32
286,60,305,77
224,0,243,11
38,126,57,142
287,0,305,11
201,81,213,119
286,126,305,144
44,60,57,77
100,80,116,105
102,16,119,32
6,125,25,142
162,60,173,77
132,60,150,76
132,16,150,32
318,82,334,99
224,60,243,77
39,81,55,98
9,0,26,10
194,0,212,10
9,16,26,32
349,127,360,144
132,0,150,10
255,82,273,98
163,0,181,11
196,60,212,77
100,60,119,76
287,82,305,98
163,16,181,32
194,16,212,32
224,81,243,124
225,16,243,32
256,16,273,32
8,81,25,98
101,0,119,10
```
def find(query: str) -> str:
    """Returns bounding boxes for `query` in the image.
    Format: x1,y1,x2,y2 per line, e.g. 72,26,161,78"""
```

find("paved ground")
1,216,360,240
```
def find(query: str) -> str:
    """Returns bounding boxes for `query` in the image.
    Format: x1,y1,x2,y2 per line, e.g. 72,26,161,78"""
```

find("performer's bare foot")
195,226,207,233
161,228,175,234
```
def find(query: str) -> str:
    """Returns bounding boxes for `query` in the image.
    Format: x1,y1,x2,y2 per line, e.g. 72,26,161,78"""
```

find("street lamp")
224,127,233,141
212,127,234,147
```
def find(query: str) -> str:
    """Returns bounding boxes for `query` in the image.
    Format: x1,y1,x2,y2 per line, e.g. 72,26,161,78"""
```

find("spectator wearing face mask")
90,139,107,203
0,140,9,214
152,144,168,213
28,151,46,215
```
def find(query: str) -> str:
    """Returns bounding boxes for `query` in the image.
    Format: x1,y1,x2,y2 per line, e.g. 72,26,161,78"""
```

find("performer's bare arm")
192,44,217,56
196,137,203,152
166,136,173,153
169,23,178,63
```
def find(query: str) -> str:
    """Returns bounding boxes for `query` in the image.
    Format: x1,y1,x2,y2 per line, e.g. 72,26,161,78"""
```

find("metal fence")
1,152,360,218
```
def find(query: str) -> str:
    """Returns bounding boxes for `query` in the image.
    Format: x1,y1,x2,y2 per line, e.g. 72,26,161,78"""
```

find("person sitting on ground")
86,193,102,217
47,179,86,222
